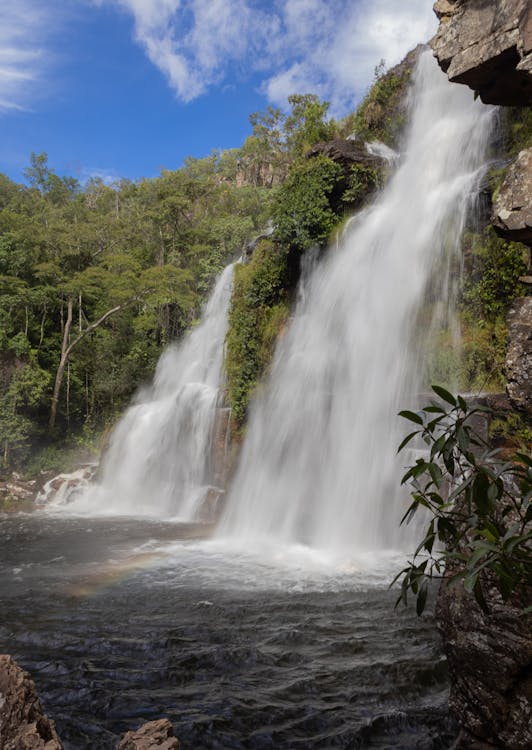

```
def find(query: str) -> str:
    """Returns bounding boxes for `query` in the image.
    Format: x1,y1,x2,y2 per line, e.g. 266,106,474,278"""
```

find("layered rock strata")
431,0,532,105
116,719,180,750
492,147,532,248
0,654,63,750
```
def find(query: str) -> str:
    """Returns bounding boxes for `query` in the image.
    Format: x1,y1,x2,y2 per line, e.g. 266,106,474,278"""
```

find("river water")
0,514,456,749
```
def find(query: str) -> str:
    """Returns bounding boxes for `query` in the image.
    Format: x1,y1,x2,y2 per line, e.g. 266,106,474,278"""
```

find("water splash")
220,52,494,555
64,264,235,519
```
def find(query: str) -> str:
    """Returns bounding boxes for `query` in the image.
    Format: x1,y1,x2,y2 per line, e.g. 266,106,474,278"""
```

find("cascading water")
64,263,235,518
220,52,494,554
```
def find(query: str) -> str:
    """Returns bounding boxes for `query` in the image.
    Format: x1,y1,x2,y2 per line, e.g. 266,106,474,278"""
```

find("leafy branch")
393,385,532,615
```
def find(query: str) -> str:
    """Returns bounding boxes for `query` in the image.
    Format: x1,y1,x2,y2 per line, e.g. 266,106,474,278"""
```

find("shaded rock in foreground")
493,147,532,247
506,296,532,415
0,654,63,750
116,719,180,750
431,0,532,105
436,577,532,749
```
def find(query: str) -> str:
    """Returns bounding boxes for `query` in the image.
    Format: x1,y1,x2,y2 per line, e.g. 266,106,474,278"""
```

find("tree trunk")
49,298,73,430
48,299,135,429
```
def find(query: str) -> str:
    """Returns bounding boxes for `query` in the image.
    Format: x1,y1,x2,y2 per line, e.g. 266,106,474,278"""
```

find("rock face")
493,147,532,247
116,719,180,750
506,296,532,414
431,0,532,105
0,654,63,750
307,139,386,171
436,577,532,749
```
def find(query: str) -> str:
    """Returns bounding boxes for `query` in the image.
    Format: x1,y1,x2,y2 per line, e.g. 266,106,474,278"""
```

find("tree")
48,261,194,428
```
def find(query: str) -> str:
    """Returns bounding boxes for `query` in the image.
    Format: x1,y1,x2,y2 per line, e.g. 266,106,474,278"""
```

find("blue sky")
0,1,437,185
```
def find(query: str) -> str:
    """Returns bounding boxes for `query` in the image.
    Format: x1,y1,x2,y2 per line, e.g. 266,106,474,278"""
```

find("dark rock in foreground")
0,655,181,750
431,0,532,105
0,654,63,750
116,719,180,750
436,576,532,749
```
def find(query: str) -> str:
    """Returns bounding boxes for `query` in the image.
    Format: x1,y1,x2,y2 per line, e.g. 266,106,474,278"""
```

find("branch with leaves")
392,385,532,615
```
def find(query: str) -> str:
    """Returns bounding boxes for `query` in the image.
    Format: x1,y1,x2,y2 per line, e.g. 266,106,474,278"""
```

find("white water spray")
65,264,235,518
220,53,493,554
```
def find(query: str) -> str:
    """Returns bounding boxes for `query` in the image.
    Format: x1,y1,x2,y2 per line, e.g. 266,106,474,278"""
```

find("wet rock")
431,0,532,105
196,485,226,523
0,654,63,749
307,139,386,172
211,406,232,487
436,576,532,749
493,147,532,247
35,465,98,509
116,719,180,750
0,475,38,512
506,296,532,415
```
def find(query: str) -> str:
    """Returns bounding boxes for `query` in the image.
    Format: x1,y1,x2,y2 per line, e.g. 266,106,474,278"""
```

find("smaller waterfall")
65,264,235,519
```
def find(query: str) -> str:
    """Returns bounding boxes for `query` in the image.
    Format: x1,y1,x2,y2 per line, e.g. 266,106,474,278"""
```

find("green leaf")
416,583,428,616
398,410,423,425
397,430,419,453
431,385,457,406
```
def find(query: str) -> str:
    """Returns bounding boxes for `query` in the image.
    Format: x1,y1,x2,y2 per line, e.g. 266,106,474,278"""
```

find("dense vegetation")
0,150,271,472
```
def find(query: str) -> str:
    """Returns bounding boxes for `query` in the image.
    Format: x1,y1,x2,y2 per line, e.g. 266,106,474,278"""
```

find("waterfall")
65,264,235,518
219,52,494,554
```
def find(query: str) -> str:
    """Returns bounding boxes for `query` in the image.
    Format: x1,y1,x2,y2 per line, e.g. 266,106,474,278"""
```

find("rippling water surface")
0,514,456,749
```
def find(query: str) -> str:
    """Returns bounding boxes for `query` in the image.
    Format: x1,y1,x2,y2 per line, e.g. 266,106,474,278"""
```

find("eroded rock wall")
436,576,532,749
0,654,63,750
431,0,532,105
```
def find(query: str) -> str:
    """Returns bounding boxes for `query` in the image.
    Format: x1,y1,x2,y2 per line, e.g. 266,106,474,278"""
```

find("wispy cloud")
101,0,437,111
0,1,56,113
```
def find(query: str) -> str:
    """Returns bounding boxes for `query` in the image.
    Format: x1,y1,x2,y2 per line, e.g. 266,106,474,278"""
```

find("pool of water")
0,514,457,749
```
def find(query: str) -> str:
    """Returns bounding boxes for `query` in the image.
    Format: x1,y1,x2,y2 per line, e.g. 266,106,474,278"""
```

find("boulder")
492,147,532,247
116,719,180,750
431,0,532,105
436,576,532,749
0,654,63,750
506,296,532,415
307,139,386,172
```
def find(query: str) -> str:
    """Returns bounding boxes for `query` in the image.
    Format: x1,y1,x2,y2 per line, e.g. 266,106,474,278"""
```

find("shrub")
393,386,532,615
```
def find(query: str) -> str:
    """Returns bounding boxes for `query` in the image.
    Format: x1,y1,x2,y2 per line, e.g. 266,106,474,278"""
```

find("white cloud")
0,1,56,113
104,0,438,112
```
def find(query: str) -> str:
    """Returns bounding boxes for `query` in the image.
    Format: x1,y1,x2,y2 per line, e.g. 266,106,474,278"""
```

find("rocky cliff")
0,654,63,750
431,2,532,747
431,0,532,106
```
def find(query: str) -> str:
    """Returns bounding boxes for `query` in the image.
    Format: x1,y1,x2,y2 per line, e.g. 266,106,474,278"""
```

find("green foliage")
342,163,380,206
350,62,412,147
225,241,290,424
0,146,271,470
272,156,343,252
489,411,532,452
394,387,532,615
284,94,336,157
0,359,51,468
461,228,527,322
501,106,532,156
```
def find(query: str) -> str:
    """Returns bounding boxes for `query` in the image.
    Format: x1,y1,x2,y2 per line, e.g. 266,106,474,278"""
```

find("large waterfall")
219,52,494,554
66,264,235,518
